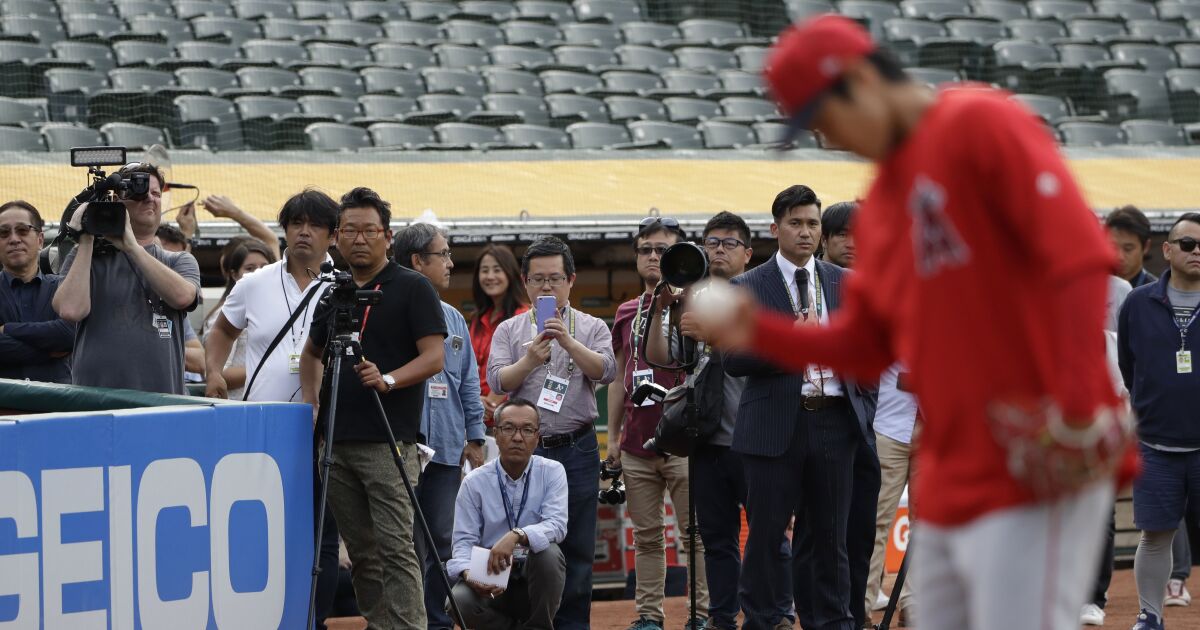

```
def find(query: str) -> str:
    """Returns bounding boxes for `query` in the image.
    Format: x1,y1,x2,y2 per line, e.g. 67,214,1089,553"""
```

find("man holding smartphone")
487,236,617,630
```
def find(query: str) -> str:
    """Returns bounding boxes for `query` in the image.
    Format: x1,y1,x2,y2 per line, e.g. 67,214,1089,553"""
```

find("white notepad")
468,546,511,588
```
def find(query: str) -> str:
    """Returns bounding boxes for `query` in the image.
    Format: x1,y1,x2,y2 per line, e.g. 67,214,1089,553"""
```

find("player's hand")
988,399,1134,500
488,532,518,575
463,441,485,469
206,374,229,399
355,360,388,393
683,280,756,350
200,195,243,219
524,333,552,364
176,201,197,240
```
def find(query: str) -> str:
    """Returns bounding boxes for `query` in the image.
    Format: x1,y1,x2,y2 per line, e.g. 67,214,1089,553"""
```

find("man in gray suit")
725,184,877,630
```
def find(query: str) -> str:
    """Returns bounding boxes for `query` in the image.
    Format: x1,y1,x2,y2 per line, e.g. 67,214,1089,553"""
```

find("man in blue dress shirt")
448,399,568,630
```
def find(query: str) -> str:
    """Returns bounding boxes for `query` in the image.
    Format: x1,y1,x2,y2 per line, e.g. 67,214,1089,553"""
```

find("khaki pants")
624,451,710,623
865,433,916,615
327,441,426,630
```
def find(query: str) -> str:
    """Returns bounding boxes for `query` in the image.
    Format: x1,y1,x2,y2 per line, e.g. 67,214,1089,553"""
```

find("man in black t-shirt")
301,187,447,630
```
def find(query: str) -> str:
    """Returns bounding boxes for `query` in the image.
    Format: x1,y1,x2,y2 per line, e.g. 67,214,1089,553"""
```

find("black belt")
800,395,847,412
539,424,593,449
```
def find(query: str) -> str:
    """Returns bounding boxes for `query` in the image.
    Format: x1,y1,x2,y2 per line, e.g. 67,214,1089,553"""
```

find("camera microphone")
92,173,124,196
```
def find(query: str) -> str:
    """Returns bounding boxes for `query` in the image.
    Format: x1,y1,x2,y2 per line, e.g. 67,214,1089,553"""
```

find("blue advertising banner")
0,403,313,629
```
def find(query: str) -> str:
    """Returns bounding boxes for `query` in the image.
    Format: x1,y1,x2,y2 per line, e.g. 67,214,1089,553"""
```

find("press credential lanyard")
280,265,318,373
1173,302,1199,374
529,307,576,376
783,266,829,393
496,462,532,530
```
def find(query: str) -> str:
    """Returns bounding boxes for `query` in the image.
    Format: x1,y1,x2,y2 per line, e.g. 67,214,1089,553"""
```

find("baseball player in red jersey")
684,15,1137,630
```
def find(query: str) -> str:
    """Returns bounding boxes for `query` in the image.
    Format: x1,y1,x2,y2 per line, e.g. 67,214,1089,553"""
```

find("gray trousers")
327,441,426,630
450,543,567,630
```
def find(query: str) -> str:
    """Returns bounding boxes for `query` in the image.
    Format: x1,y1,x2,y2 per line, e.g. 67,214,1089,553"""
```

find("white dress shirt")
774,251,845,397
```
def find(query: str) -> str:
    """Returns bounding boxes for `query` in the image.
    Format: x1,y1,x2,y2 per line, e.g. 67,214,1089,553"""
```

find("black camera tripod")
306,276,468,630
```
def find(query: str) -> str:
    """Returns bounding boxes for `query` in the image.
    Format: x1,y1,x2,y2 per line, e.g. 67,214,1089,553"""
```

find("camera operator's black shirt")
309,262,447,444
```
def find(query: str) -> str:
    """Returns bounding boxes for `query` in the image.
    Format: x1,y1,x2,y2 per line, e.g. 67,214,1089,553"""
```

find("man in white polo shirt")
202,189,340,629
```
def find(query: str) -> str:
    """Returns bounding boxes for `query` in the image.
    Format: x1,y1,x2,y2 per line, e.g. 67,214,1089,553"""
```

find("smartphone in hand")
535,295,557,334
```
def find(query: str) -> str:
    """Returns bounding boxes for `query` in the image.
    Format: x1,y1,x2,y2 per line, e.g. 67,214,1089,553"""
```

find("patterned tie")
795,268,810,321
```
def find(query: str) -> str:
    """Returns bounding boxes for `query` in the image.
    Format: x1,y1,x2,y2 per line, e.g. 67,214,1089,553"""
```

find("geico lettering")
0,454,286,629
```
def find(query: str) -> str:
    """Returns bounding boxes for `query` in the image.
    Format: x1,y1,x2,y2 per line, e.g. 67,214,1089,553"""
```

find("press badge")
537,374,570,413
288,353,301,374
1178,350,1193,374
152,313,171,339
632,369,655,407
428,381,449,399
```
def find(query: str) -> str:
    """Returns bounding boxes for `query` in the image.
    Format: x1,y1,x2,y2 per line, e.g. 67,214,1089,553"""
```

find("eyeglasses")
0,223,38,239
338,227,385,240
635,244,669,257
497,424,538,437
526,274,568,287
703,236,746,251
418,249,452,261
1171,237,1199,253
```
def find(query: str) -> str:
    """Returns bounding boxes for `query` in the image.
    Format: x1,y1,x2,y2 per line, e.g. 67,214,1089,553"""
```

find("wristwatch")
468,438,486,446
381,374,396,391
512,527,527,543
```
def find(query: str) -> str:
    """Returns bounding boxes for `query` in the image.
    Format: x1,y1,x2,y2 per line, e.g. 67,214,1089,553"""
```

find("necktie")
795,268,810,321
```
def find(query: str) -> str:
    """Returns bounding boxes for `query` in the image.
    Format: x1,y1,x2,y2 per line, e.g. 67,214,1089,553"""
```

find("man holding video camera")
488,236,616,630
300,187,447,630
53,162,201,395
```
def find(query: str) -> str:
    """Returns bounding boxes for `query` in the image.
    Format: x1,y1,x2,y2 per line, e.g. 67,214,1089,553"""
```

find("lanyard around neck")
784,264,823,321
496,461,532,530
530,306,576,375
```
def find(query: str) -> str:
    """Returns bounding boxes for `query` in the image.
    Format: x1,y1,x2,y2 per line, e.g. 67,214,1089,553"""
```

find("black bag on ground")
649,352,726,457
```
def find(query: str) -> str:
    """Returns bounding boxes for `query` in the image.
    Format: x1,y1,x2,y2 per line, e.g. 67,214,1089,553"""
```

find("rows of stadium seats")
0,0,1194,151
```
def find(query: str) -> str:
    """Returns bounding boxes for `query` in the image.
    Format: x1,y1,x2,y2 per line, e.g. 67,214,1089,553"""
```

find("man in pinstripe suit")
725,185,877,630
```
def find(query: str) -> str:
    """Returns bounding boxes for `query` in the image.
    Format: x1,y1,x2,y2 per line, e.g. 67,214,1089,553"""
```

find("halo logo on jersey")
909,175,970,278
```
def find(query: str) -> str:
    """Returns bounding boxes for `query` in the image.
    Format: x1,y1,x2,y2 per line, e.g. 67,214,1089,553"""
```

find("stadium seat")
1,0,59,18
406,1,457,23
128,16,193,45
837,0,902,38
900,0,972,21
235,94,325,148
483,93,549,125
305,122,370,151
108,67,175,90
502,123,571,149
1057,121,1126,145
359,94,418,118
1127,20,1189,43
243,40,309,69
992,40,1058,91
719,69,766,94
1006,19,1067,43
788,0,837,22
720,96,780,122
308,43,373,69
972,1,1027,20
1095,1,1159,22
602,70,663,94
502,21,563,47
1177,44,1200,69
177,42,241,69
735,46,768,72
53,41,117,74
483,67,543,95
176,67,239,94
1120,119,1188,144
116,0,174,20
261,18,324,41
556,45,620,72
175,1,234,19
233,0,294,21
1166,68,1200,122
100,121,166,149
1157,0,1200,21
414,93,483,122
0,124,44,149
383,20,444,46
945,19,1007,45
360,67,426,96
489,45,555,69
517,0,576,24
59,1,117,17
565,121,630,148
460,1,519,22
540,70,604,94
174,94,243,149
1111,44,1178,73
678,19,762,47
574,0,642,25
754,121,820,148
321,20,383,43
191,17,262,47
367,122,435,149
113,41,175,68
660,68,721,93
40,122,103,150
561,23,624,49
699,120,756,148
546,93,609,125
434,122,506,148
1,42,58,98
905,66,962,87
604,95,667,122
0,95,43,127
442,20,506,49
236,67,303,95
434,44,490,69
674,47,738,72
627,120,702,148
882,18,949,66
1105,68,1172,120
372,43,438,70
65,14,127,41
348,1,407,23
1012,93,1074,123
298,94,360,123
1028,0,1094,21
616,45,677,72
1,16,66,45
293,1,348,20
620,22,681,47
1067,18,1127,42
299,67,365,98
422,67,487,96
662,96,721,123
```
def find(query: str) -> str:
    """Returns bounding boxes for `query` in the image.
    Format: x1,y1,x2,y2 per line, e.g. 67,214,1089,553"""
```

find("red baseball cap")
765,14,877,141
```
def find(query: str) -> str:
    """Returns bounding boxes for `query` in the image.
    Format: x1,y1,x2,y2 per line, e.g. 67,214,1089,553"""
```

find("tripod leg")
367,389,471,630
308,354,343,630
877,550,909,630
688,453,699,627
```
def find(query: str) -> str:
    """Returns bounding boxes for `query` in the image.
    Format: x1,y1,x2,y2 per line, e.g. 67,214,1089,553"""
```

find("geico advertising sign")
0,404,313,629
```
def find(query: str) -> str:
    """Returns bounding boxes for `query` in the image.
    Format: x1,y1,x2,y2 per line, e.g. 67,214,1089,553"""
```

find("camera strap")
496,461,532,530
242,282,324,401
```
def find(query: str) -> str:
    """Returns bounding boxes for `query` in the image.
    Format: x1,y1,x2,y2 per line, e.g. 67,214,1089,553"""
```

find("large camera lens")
660,242,708,288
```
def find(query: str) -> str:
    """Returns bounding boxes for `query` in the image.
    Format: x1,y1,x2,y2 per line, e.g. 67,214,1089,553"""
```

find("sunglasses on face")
635,244,669,257
0,223,38,239
1171,237,1199,253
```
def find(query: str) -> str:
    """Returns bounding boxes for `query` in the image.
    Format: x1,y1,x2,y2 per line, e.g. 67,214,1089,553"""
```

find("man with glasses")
394,222,487,630
488,235,616,630
301,187,448,630
53,163,201,395
0,200,74,383
607,217,709,630
448,398,568,630
1119,213,1200,630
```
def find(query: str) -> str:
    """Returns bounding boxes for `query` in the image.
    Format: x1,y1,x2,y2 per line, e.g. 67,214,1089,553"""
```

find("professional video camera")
597,463,626,505
316,261,383,336
67,146,150,237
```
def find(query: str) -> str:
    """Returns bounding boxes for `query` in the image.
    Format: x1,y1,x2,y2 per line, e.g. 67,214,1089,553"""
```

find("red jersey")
471,304,529,398
750,87,1124,526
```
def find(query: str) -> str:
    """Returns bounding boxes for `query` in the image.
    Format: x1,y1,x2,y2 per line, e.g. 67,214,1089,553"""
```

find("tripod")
307,321,468,629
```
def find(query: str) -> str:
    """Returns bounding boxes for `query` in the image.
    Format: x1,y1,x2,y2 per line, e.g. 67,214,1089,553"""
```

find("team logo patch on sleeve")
909,175,971,278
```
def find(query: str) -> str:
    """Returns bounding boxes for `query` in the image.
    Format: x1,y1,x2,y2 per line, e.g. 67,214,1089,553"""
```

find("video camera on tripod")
316,261,382,337
66,146,151,238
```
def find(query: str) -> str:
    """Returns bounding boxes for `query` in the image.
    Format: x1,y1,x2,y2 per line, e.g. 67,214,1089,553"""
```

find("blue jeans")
415,462,462,630
536,427,601,630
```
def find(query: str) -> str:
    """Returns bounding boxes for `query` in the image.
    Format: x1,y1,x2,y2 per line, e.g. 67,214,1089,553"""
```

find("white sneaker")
1080,603,1105,626
1166,578,1192,606
873,591,889,611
